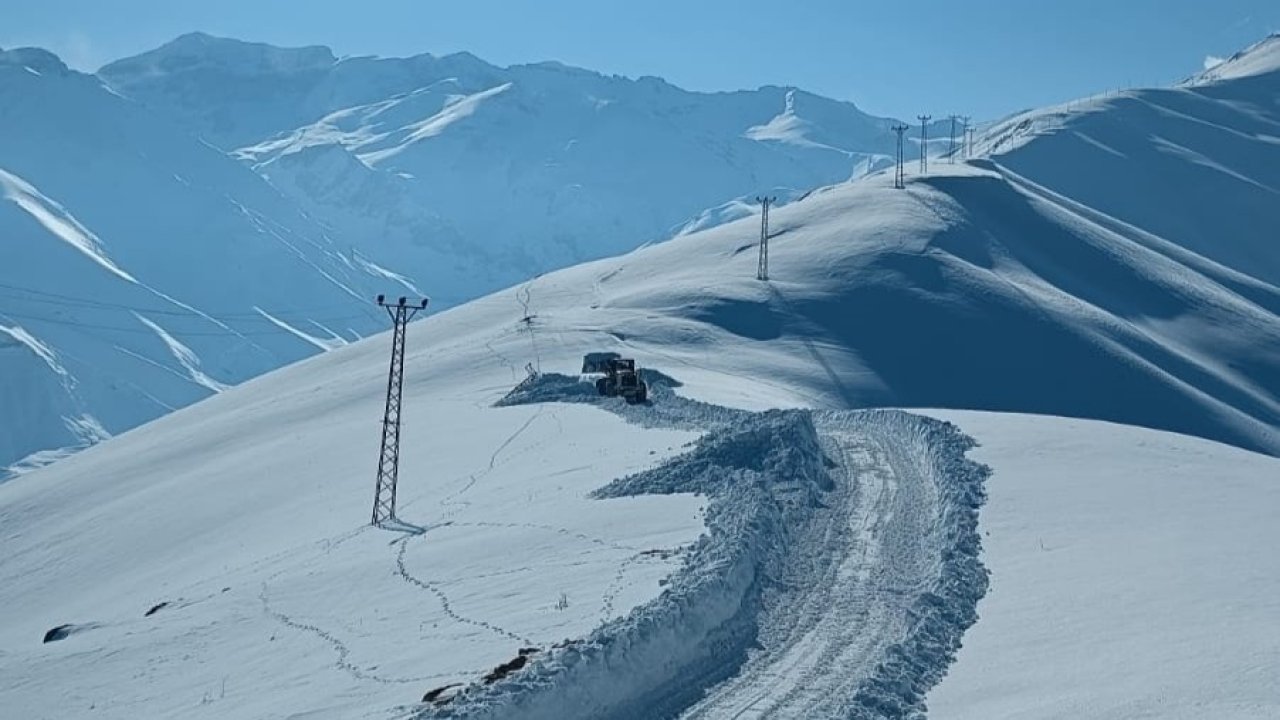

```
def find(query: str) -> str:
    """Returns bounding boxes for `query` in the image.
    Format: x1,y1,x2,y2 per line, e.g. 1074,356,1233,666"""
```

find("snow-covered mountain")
2,34,1279,719
2,35,936,473
980,33,1280,288
0,46,423,471
99,33,908,284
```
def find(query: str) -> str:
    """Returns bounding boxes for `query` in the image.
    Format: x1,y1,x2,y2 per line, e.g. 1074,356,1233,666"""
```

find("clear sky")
3,0,1278,120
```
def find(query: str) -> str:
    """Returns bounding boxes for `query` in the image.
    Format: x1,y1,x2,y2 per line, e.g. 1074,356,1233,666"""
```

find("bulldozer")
581,353,648,404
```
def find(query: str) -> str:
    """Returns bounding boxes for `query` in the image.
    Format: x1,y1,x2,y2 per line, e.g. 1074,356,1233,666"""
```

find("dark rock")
43,624,73,643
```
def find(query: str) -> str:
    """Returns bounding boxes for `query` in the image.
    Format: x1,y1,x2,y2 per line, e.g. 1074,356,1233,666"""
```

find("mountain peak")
100,32,336,77
0,47,71,76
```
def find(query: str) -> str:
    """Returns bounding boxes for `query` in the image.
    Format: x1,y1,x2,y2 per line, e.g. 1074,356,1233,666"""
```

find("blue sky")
3,0,1278,120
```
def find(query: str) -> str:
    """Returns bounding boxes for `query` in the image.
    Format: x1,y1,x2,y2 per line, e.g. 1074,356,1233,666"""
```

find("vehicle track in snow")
421,375,988,720
680,417,938,719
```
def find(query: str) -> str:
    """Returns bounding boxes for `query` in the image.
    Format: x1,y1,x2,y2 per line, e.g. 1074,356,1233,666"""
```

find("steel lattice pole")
372,295,427,527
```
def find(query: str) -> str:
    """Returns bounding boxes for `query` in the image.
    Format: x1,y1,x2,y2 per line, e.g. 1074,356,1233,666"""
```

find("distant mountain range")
1,34,922,471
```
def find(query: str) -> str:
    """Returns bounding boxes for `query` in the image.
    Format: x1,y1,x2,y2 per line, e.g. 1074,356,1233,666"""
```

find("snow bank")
416,377,988,719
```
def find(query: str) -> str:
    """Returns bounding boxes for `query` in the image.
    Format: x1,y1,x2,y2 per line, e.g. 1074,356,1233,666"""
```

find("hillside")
3,30,1279,720
2,36,944,473
2,107,1278,716
0,46,430,471
980,33,1280,287
927,411,1280,720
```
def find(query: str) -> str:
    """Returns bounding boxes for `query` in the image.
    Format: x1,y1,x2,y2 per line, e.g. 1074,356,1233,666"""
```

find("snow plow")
582,353,648,404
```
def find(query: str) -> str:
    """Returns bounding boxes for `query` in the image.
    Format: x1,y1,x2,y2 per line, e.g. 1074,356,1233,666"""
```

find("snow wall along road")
405,372,989,720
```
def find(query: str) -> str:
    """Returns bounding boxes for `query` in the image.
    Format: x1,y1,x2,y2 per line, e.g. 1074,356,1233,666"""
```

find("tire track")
680,419,938,719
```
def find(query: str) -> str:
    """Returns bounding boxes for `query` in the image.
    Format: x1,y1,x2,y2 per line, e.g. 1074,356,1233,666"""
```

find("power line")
0,281,370,320
0,308,375,336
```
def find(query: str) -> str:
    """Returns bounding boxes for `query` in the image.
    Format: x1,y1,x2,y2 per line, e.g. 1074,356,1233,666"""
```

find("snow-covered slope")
1193,32,1280,83
925,410,1280,720
0,47,424,471
0,36,951,472
99,34,907,285
2,113,1278,717
96,33,1280,454
979,32,1280,287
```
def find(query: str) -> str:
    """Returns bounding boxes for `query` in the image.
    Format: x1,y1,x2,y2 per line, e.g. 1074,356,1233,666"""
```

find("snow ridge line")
417,376,989,719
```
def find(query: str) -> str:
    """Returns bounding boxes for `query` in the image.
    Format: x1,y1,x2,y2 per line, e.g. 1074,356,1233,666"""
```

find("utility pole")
961,116,973,159
892,124,909,189
756,195,776,281
948,114,960,163
918,115,932,175
372,294,429,527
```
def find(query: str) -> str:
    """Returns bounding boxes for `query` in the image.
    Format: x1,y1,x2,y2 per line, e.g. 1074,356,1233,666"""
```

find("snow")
2,30,1279,719
0,322,709,719
254,307,351,351
745,89,853,153
1190,33,1280,84
365,82,514,161
3,124,1277,715
3,34,929,471
977,51,1280,288
0,168,137,283
0,321,68,377
103,34,901,290
925,410,1280,720
133,312,231,393
0,48,436,470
